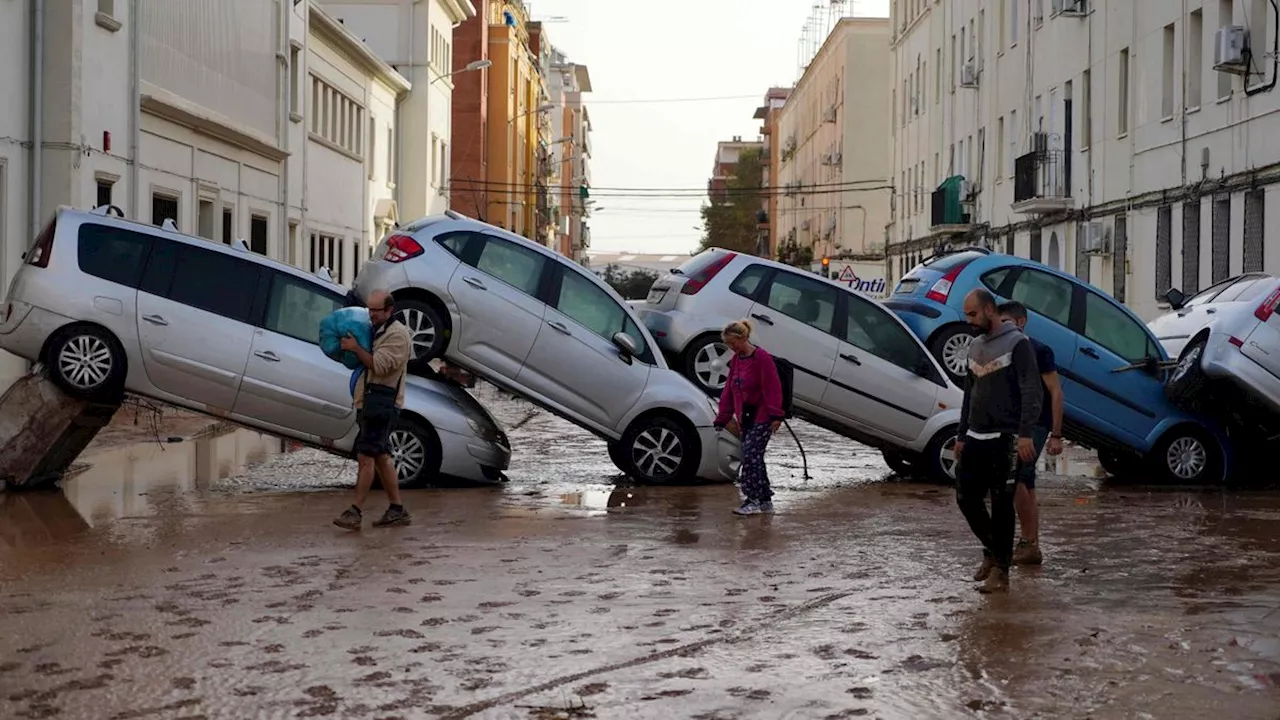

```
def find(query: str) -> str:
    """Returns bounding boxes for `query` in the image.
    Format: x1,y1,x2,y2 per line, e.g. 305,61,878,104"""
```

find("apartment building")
754,87,792,258
543,44,593,263
890,0,1280,321
777,17,893,266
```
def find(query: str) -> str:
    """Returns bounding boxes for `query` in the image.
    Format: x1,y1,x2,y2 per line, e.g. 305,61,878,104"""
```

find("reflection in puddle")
559,488,614,516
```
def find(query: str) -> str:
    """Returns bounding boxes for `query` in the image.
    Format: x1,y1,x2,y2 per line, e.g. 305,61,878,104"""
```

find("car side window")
474,236,545,296
844,294,930,374
763,270,838,333
729,264,770,300
140,241,259,323
1009,269,1073,326
1212,276,1268,303
554,269,654,363
434,231,473,259
979,267,1012,294
1184,276,1236,306
264,273,344,344
1083,292,1152,362
77,223,153,288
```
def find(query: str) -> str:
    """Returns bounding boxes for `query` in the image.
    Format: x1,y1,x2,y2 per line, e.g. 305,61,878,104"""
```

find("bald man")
334,290,414,530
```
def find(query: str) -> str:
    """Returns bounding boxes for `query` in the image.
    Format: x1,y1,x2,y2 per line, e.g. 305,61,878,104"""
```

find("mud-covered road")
2,385,1279,719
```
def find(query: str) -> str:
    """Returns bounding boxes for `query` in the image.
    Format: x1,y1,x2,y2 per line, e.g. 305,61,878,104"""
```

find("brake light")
1254,287,1280,322
679,252,737,295
1229,336,1244,348
25,219,57,268
924,261,972,304
382,234,424,263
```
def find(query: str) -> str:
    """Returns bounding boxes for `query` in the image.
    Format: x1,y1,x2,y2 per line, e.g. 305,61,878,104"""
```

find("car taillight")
25,220,57,268
679,252,737,296
383,234,424,263
924,261,971,304
1254,287,1280,322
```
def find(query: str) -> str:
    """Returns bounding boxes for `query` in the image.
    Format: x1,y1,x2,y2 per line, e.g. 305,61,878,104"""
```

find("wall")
0,0,30,386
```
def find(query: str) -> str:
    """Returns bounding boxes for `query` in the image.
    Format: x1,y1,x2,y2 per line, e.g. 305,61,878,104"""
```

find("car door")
135,239,259,412
823,292,942,442
746,269,840,407
1070,289,1166,448
519,265,652,433
446,233,548,381
231,271,355,441
1000,267,1080,379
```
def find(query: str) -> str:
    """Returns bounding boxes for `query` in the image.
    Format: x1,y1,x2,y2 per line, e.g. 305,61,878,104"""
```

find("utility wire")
447,178,891,192
574,93,761,104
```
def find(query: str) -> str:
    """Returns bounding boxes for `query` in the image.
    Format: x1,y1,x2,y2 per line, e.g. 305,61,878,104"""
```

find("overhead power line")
577,93,761,105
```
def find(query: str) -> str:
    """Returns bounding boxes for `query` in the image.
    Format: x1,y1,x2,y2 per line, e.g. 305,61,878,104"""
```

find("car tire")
387,417,442,488
881,449,917,478
1097,449,1139,478
395,299,447,362
607,441,629,476
617,415,700,483
922,426,961,484
1148,425,1224,484
1165,338,1210,413
46,325,126,401
681,334,732,396
929,325,974,385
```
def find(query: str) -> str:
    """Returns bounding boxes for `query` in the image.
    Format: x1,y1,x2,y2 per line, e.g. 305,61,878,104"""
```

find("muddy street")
2,387,1279,719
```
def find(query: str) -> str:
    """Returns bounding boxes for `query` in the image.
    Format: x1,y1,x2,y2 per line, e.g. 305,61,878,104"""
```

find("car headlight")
467,417,503,444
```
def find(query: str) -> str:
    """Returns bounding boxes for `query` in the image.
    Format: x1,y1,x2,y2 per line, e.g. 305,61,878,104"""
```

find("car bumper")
0,304,71,362
1202,333,1280,415
695,426,741,482
438,427,511,484
635,308,709,355
352,261,411,303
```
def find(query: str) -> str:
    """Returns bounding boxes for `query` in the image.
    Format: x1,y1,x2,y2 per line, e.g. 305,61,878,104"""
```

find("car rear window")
918,250,987,273
77,223,153,288
672,250,730,277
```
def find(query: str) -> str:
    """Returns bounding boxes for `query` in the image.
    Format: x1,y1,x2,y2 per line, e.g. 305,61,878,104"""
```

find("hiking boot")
373,505,412,527
1013,539,1044,566
333,506,362,531
758,501,775,514
733,501,763,516
972,555,996,581
977,567,1010,594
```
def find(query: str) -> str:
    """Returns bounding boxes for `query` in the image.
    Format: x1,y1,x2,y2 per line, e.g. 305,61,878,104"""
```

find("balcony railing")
1012,149,1072,214
929,175,973,232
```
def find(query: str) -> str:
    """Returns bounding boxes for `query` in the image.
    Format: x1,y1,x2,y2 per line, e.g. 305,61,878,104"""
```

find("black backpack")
772,355,796,420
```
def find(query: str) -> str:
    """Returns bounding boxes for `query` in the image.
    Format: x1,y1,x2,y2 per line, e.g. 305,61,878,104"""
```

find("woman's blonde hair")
722,318,753,341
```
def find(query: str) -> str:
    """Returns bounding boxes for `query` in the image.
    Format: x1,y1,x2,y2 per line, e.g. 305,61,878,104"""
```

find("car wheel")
682,335,732,396
1149,425,1224,484
387,417,442,488
607,441,629,475
929,325,974,384
922,426,961,484
1097,449,1139,478
1165,338,1210,413
395,299,447,361
881,449,917,478
46,325,126,400
618,416,700,483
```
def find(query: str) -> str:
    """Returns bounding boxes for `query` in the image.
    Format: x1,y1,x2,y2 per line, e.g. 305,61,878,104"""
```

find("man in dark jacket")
954,288,1043,593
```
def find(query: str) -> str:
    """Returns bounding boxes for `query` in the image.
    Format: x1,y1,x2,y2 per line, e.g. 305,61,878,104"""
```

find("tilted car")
349,211,742,485
886,248,1233,483
634,248,965,482
0,206,511,486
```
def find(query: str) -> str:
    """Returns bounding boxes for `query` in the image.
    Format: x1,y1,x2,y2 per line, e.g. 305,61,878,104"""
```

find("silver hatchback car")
635,248,964,482
0,206,511,486
350,211,741,484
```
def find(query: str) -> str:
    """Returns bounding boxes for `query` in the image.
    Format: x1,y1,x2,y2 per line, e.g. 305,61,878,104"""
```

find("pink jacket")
714,346,785,428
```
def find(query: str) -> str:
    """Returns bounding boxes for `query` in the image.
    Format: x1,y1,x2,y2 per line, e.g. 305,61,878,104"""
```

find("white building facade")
548,57,593,264
890,0,1280,321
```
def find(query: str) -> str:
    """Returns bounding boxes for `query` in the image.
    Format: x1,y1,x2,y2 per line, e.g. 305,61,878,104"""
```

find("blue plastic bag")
319,307,373,370
349,366,364,398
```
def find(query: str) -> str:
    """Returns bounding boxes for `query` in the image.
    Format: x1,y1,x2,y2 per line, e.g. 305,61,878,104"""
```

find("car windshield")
916,249,986,273
672,250,727,277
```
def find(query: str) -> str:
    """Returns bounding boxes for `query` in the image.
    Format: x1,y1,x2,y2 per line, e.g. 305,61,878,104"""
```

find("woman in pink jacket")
713,319,785,515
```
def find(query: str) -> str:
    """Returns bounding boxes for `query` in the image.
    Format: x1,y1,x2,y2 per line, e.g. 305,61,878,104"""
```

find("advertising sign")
830,261,888,298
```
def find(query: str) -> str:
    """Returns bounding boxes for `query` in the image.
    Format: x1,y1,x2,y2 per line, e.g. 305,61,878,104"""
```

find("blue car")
885,248,1231,484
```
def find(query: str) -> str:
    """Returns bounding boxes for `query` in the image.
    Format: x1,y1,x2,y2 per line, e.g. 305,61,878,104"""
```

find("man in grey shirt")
954,288,1043,593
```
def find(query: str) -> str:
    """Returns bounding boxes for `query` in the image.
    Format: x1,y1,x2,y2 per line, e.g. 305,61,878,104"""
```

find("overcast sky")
524,0,891,255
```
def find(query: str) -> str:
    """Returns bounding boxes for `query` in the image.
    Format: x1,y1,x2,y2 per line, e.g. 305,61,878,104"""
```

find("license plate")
646,287,668,304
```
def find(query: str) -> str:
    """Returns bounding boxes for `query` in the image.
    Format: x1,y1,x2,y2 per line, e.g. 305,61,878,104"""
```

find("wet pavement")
2,385,1280,719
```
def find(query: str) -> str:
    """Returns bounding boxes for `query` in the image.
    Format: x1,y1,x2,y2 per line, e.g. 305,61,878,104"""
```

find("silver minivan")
0,206,511,486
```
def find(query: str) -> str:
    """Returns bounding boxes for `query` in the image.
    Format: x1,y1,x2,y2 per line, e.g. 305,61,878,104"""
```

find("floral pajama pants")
738,422,774,503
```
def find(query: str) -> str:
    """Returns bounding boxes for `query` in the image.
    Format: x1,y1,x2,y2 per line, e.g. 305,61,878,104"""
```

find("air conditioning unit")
801,219,812,231
1214,26,1250,75
823,106,837,123
1082,221,1110,254
910,96,919,114
823,152,842,166
1056,0,1087,17
959,62,978,88
1032,131,1049,155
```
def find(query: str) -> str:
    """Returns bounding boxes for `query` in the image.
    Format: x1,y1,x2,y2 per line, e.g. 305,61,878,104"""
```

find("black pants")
355,384,399,457
955,434,1017,570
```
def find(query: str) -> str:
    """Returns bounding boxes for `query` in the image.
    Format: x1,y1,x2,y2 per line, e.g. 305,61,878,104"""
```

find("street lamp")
429,59,491,85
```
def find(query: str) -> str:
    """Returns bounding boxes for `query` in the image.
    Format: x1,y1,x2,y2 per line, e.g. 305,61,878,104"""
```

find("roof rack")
89,204,126,218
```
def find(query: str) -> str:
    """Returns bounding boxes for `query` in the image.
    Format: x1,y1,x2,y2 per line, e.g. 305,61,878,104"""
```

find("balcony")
1011,149,1072,214
929,175,976,235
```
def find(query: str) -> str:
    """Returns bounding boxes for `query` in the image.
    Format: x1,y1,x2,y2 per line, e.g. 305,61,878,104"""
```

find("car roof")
700,246,887,296
970,253,1154,324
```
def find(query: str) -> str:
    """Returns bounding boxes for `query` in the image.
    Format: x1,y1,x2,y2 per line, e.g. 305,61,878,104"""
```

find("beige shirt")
352,319,412,410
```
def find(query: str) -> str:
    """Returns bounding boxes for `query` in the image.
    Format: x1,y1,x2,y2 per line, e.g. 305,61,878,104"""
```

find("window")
1212,195,1231,283
979,267,1013,294
1244,188,1265,272
368,117,377,180
1183,199,1202,294
98,0,114,16
474,237,545,295
999,0,1007,47
1010,0,1018,44
289,45,301,116
1081,69,1092,149
309,232,338,273
1118,48,1130,135
729,264,770,299
198,199,215,240
844,295,929,374
1188,10,1203,109
1214,275,1271,303
386,127,395,185
250,214,268,255
1184,276,1238,306
950,34,956,92
434,231,473,259
1009,269,1074,326
997,116,1005,179
762,271,838,334
152,193,178,228
222,206,234,245
1083,292,1154,362
1156,205,1172,300
308,75,364,155
1220,0,1235,98
1252,0,1270,88
935,47,942,102
554,270,631,342
1162,24,1175,118
142,242,259,323
1008,110,1017,176
264,273,343,344
77,224,152,288
96,179,113,209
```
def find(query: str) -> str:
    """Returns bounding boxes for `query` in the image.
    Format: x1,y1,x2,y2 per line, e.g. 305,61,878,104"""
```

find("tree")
602,265,660,300
699,148,764,254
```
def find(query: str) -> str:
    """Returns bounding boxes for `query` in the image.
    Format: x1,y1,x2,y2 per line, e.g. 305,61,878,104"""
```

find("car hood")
405,375,506,432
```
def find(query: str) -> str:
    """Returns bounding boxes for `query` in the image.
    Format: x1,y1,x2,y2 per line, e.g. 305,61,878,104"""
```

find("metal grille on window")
1029,229,1042,262
1112,215,1127,304
1182,198,1201,295
1211,194,1230,283
1005,231,1015,255
1244,188,1265,272
1075,222,1091,282
1155,205,1172,299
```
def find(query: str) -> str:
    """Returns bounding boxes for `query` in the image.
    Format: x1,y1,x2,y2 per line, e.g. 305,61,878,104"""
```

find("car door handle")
1081,346,1100,359
839,352,862,366
142,314,168,326
254,351,281,362
750,313,774,326
547,320,571,334
462,276,487,290
1205,308,1216,314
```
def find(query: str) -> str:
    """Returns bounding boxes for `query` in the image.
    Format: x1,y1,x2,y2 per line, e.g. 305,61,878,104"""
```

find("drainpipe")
1244,0,1280,97
1180,0,1188,186
278,0,290,264
129,0,140,220
299,0,310,262
29,0,44,237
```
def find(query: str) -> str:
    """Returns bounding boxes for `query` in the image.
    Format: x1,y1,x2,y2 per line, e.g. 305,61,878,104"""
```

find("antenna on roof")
315,266,333,282
231,237,250,252
161,218,178,232
90,204,126,217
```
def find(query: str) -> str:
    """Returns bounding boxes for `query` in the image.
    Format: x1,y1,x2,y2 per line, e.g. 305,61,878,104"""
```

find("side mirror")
1142,356,1161,375
612,331,638,357
1164,287,1186,310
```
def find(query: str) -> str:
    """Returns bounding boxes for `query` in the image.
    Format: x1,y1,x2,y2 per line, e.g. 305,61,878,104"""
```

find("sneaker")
977,567,1010,594
733,501,762,516
972,555,996,581
1012,539,1044,566
333,506,362,531
758,501,775,514
373,505,412,527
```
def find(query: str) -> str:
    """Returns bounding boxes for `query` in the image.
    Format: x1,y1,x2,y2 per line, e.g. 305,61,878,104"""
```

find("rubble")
0,370,120,490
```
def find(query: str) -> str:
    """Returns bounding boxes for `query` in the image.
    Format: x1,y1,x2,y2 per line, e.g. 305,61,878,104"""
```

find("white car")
0,205,511,486
1150,273,1280,429
350,211,741,484
634,248,964,482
